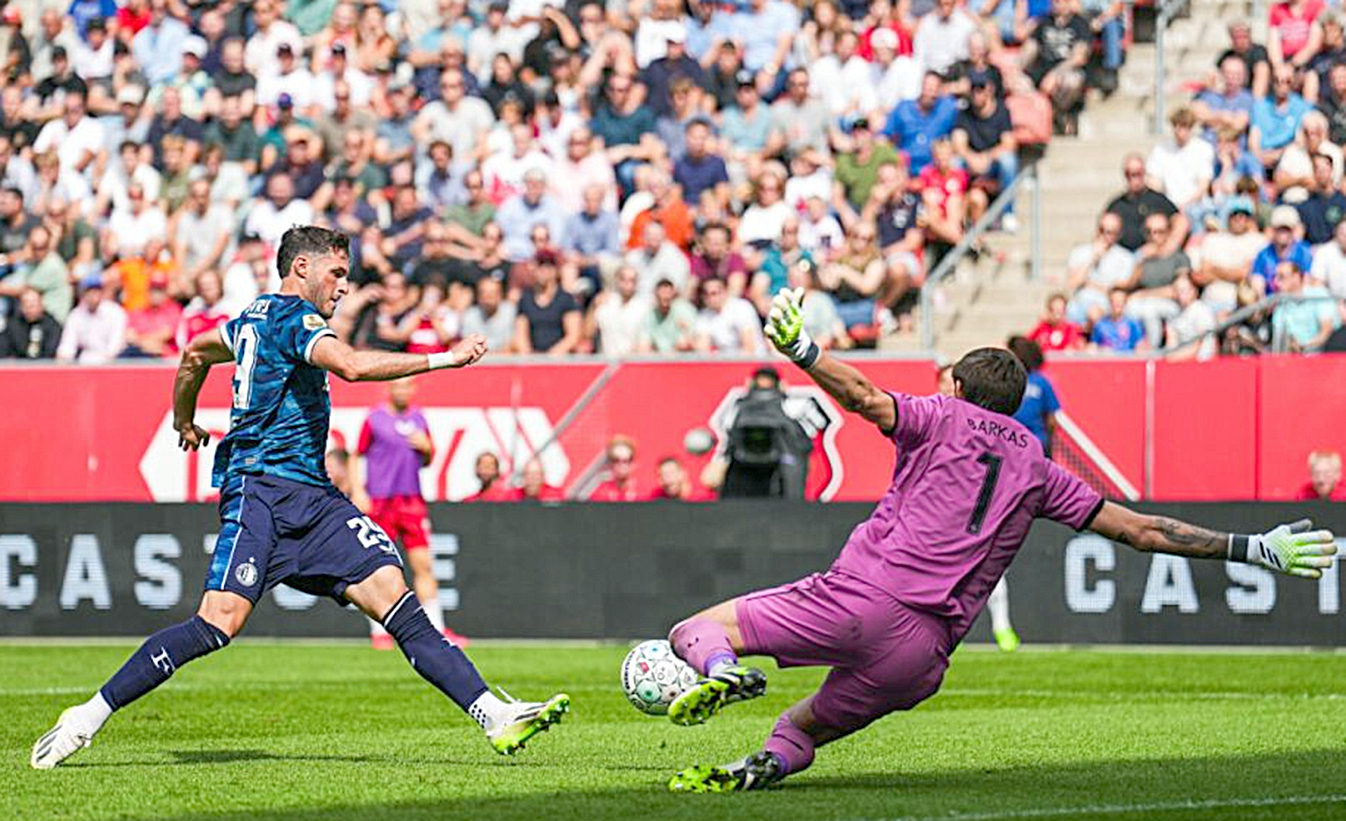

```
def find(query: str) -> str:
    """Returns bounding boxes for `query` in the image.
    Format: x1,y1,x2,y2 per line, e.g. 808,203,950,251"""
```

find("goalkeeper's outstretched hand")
764,288,818,367
1246,520,1338,578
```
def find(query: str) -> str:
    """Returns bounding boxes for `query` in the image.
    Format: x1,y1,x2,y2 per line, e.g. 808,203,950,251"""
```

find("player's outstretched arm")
763,287,896,432
310,334,487,382
1089,501,1337,579
174,327,235,451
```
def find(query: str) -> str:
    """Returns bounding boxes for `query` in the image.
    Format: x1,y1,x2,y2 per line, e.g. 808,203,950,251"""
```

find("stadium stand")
0,0,1133,363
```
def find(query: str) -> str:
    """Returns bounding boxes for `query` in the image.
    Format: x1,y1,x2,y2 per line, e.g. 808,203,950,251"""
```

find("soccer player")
31,227,569,770
354,377,470,649
940,363,1019,652
662,288,1336,793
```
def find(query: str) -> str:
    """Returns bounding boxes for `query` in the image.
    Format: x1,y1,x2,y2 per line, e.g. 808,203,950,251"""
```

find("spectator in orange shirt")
1298,450,1346,500
1027,292,1085,351
626,168,694,251
590,435,641,501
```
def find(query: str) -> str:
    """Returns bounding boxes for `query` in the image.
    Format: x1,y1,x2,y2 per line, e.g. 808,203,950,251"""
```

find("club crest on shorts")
235,561,258,588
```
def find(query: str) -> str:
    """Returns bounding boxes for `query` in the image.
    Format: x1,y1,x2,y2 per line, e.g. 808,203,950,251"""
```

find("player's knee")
197,594,250,638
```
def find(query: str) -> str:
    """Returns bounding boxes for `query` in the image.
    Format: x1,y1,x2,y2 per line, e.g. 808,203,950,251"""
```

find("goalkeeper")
662,287,1338,793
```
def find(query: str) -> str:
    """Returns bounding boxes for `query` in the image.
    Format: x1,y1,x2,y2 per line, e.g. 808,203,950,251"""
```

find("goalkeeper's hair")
277,225,350,281
952,347,1027,416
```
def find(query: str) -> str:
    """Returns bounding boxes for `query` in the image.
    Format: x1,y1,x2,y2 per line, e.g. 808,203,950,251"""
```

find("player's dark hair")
952,347,1027,416
1005,335,1044,372
277,225,350,280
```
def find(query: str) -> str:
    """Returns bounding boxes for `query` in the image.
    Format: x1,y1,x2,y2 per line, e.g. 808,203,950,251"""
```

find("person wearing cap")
833,116,900,220
722,69,771,159
953,68,1019,231
130,0,188,86
1193,198,1263,314
639,21,706,118
315,40,374,112
165,35,212,118
56,273,126,363
866,24,923,113
122,267,183,357
34,44,89,121
1252,204,1314,290
255,40,316,113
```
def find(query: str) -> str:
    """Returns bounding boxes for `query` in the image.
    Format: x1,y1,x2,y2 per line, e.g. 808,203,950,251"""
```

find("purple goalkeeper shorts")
735,570,951,734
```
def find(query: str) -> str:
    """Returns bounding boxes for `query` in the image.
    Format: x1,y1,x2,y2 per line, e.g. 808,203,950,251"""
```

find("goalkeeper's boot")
668,665,766,726
486,693,570,755
993,626,1021,653
31,705,100,770
669,751,785,793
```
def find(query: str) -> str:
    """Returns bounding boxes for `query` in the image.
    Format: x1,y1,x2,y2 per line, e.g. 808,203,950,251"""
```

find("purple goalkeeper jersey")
830,392,1103,643
357,406,430,500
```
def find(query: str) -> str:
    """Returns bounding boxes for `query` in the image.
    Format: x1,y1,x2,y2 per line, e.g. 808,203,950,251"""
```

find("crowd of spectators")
0,0,1128,362
1038,13,1346,359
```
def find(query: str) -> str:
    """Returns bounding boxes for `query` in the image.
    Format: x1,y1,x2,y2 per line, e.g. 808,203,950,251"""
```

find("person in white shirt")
695,275,765,354
243,0,303,80
57,276,126,363
96,140,162,218
809,30,877,119
33,94,103,180
244,175,314,248
1145,106,1215,214
1310,217,1346,299
1065,212,1136,324
254,42,316,113
589,265,650,358
869,27,922,114
412,68,495,163
912,0,976,76
102,182,168,259
1165,274,1217,361
624,221,691,296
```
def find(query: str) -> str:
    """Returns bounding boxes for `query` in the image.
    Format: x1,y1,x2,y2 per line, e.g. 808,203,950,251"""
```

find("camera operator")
719,366,812,499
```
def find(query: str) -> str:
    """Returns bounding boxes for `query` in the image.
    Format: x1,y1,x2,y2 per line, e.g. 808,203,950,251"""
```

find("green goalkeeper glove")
1230,520,1338,579
764,287,820,369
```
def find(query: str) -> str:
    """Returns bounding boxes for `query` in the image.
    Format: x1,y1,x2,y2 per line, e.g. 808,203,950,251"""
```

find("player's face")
307,251,351,318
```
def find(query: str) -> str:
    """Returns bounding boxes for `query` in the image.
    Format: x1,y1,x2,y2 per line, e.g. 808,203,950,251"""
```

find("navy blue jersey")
213,294,336,488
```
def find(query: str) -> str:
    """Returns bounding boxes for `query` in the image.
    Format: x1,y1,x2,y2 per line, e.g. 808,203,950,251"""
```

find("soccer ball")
620,639,699,715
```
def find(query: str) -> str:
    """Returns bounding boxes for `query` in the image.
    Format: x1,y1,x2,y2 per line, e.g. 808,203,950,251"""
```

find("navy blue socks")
100,615,231,710
382,591,489,711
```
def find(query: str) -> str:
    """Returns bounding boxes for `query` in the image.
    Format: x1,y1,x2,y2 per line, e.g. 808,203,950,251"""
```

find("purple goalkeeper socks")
669,617,738,676
99,615,230,710
763,713,815,776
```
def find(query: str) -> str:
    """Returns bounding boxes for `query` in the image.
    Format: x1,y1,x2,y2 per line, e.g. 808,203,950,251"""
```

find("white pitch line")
861,792,1346,821
939,687,1346,701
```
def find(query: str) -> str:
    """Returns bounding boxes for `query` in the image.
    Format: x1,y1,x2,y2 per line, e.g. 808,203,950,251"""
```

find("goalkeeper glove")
764,287,821,369
1229,520,1338,579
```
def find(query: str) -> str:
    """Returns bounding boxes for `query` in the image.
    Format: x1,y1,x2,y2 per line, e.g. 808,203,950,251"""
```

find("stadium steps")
898,0,1248,358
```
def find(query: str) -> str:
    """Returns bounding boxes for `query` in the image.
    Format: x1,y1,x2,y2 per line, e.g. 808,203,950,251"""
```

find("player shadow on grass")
65,749,387,767
162,747,1346,820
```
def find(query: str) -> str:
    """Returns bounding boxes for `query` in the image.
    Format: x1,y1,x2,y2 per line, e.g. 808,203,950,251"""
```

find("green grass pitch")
5,641,1346,820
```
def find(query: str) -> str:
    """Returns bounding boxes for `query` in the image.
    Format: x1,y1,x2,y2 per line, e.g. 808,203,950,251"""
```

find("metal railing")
1155,292,1342,356
918,163,1041,352
1153,0,1193,134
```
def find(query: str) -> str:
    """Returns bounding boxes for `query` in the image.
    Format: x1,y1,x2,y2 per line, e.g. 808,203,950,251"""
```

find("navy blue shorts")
206,473,403,605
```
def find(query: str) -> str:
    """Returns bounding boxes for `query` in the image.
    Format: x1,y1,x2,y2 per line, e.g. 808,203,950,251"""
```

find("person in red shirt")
464,452,515,502
648,455,712,501
590,435,641,501
506,457,565,502
175,270,230,352
1298,450,1346,501
122,273,183,358
1027,292,1085,352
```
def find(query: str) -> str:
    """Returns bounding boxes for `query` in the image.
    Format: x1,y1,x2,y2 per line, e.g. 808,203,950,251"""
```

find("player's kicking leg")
666,599,767,726
31,591,249,769
343,565,567,755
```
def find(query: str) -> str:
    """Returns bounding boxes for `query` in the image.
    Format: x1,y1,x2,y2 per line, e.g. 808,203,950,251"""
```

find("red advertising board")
1,354,1342,502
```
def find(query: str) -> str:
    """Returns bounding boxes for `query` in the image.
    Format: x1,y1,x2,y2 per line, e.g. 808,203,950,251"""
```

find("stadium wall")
3,501,1344,644
2,355,1346,502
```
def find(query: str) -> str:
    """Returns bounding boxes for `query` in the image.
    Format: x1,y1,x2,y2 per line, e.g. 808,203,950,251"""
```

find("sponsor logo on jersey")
303,314,326,330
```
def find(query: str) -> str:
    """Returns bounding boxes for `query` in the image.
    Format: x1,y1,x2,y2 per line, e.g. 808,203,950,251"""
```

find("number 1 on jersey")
232,324,259,410
967,452,1003,535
